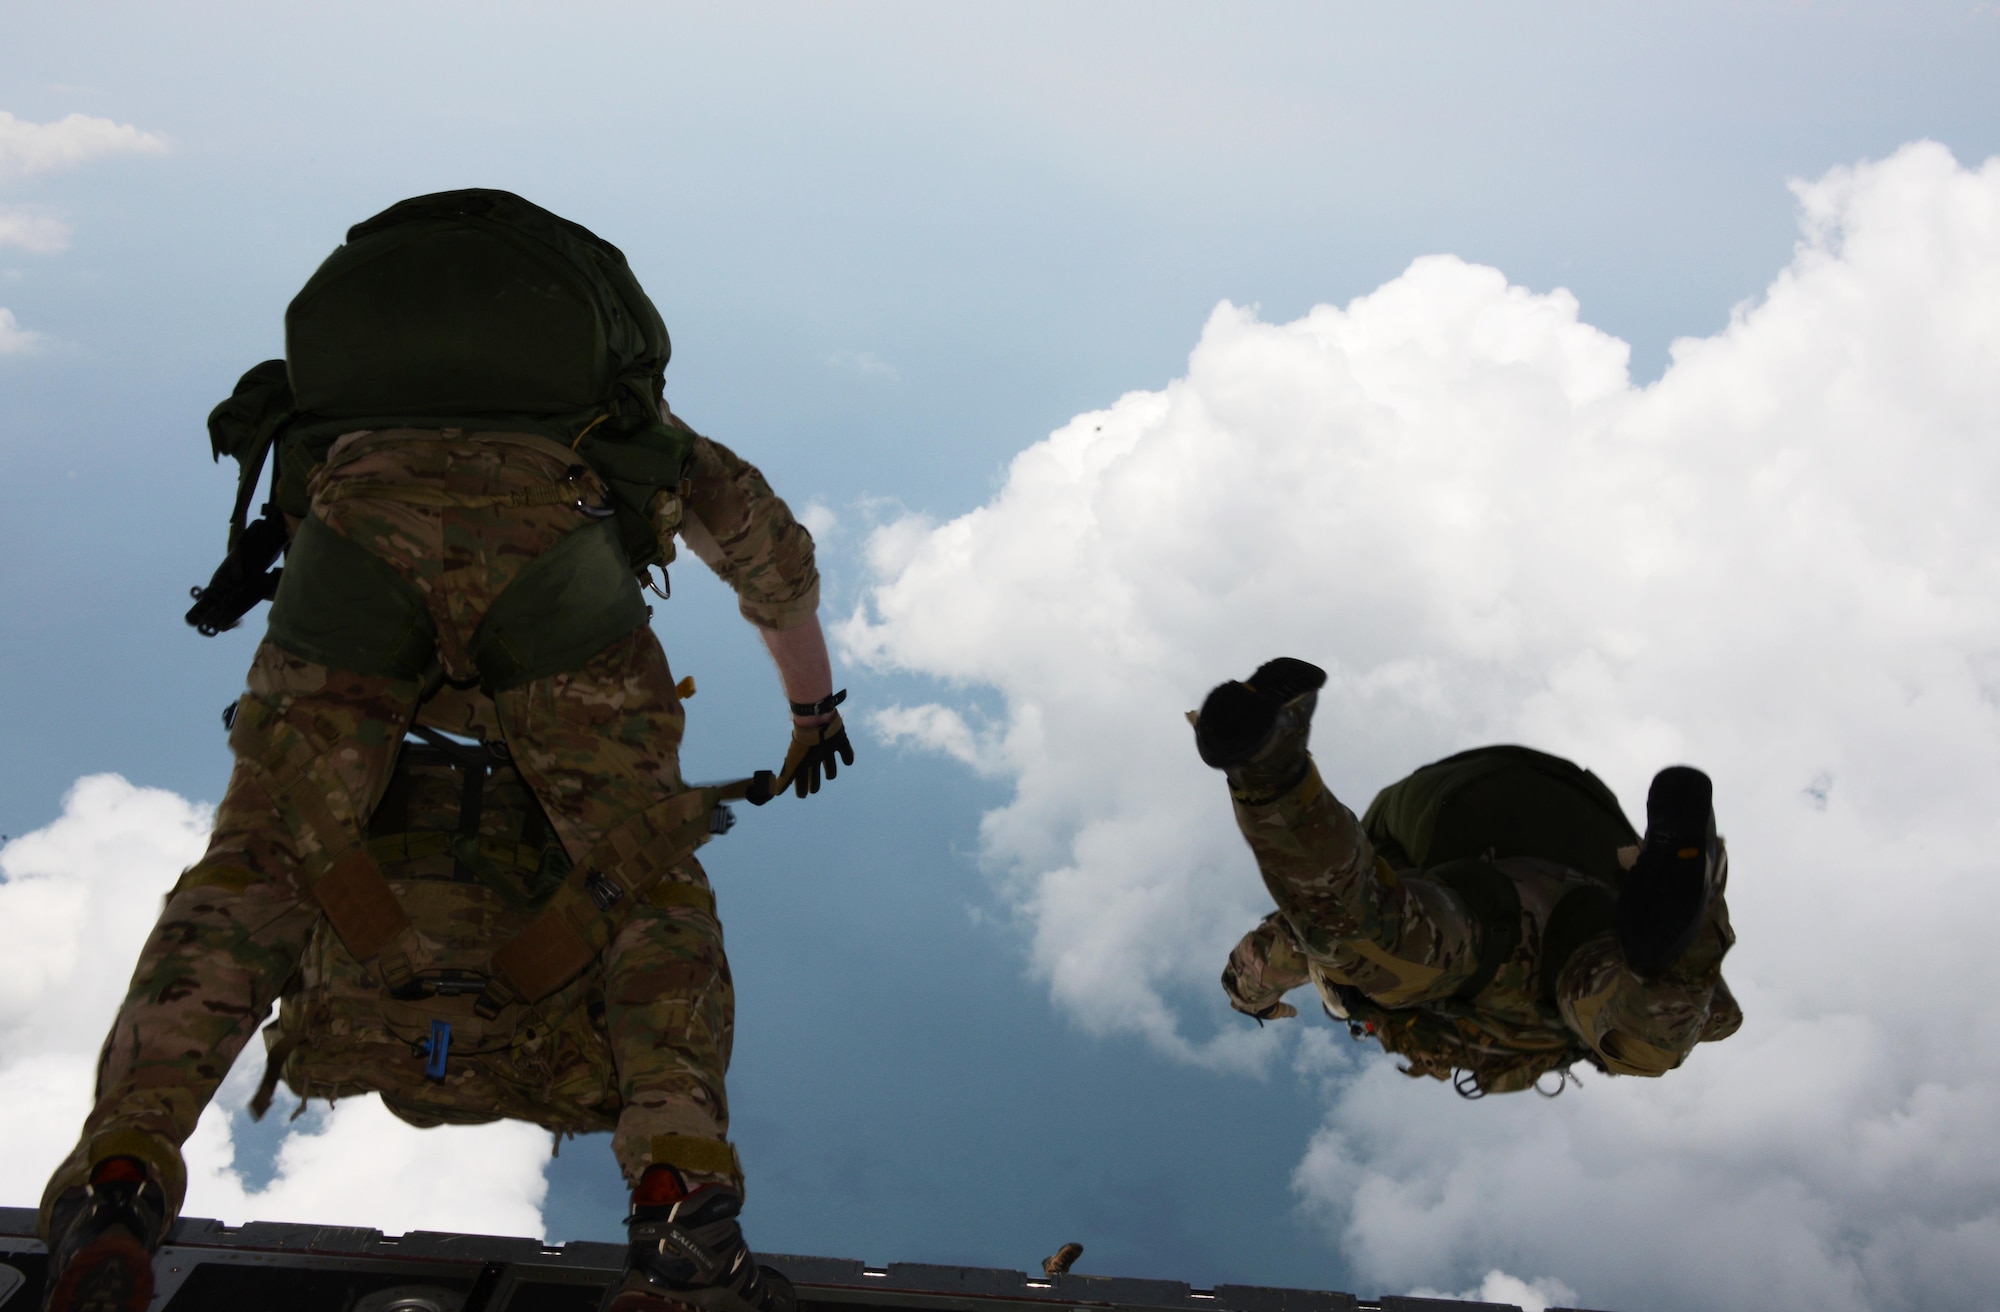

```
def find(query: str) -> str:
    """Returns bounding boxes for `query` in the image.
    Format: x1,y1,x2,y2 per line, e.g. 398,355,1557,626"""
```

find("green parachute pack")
1327,745,1642,1097
190,189,699,640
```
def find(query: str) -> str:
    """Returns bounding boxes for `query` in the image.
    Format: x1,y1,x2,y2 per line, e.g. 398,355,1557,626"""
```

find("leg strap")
490,786,723,1003
227,699,410,963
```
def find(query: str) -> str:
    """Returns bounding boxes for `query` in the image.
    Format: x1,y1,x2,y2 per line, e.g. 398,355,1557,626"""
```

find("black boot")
1194,658,1327,804
42,1157,166,1312
1617,765,1725,977
601,1169,796,1312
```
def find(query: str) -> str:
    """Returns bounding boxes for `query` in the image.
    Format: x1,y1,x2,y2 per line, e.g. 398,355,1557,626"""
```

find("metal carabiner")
564,464,618,519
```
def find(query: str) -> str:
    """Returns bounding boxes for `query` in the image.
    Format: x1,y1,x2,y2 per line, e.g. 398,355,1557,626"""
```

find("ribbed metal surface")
0,1207,1606,1312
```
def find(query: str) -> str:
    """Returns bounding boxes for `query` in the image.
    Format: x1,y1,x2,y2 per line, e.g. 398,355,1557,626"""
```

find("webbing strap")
366,829,549,876
314,477,598,510
229,702,410,962
490,786,725,1002
312,848,410,960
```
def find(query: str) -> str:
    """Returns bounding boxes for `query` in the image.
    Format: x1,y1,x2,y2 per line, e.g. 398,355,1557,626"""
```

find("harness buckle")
585,869,626,912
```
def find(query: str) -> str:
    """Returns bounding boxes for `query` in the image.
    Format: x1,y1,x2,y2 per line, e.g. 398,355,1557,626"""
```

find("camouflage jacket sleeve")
678,432,822,630
1236,771,1482,1008
1221,911,1311,1017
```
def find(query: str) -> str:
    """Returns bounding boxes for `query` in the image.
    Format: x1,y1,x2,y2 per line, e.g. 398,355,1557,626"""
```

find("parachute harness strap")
406,725,494,885
313,479,600,511
488,787,724,1005
227,700,411,968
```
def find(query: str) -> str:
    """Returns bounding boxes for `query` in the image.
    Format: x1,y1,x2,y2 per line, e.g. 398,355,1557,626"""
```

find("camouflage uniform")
43,423,818,1228
1221,750,1741,1095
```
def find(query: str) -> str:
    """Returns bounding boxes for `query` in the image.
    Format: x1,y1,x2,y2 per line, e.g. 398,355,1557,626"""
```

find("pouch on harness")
251,728,738,1134
1325,745,1642,1096
189,188,699,637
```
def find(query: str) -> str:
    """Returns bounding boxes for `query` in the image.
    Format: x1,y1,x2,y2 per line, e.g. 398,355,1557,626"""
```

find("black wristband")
789,689,848,718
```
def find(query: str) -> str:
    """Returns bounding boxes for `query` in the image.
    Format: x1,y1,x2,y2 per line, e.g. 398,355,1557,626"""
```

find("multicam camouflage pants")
44,431,739,1227
1222,761,1741,1088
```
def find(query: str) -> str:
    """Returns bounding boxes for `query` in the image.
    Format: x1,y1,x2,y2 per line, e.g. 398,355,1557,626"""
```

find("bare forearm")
758,616,836,724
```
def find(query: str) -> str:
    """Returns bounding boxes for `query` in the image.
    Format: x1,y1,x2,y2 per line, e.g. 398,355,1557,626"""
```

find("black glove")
774,710,854,798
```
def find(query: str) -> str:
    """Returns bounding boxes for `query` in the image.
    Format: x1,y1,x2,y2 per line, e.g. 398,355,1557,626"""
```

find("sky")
3,6,2000,1312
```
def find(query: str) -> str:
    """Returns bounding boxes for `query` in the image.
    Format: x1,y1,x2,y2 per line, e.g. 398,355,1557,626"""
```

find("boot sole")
1617,766,1718,976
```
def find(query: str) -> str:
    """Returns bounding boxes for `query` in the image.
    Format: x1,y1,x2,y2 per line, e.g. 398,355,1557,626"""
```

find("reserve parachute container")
251,726,741,1135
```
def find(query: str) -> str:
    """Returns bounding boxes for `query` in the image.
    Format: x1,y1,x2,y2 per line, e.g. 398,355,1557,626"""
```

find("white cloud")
0,775,550,1239
0,307,37,354
0,205,71,253
1411,1270,1577,1312
0,111,168,185
798,499,841,542
872,703,992,773
0,776,212,1206
840,141,2000,1310
184,1090,549,1240
827,349,902,381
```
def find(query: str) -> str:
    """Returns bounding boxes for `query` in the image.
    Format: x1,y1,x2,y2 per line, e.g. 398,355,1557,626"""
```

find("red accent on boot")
631,1164,689,1209
89,1157,148,1186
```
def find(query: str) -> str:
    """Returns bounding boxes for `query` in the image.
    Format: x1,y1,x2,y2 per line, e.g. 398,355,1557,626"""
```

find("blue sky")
5,6,2000,1311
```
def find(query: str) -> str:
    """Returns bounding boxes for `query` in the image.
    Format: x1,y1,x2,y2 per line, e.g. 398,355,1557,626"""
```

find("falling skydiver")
1197,659,1739,1097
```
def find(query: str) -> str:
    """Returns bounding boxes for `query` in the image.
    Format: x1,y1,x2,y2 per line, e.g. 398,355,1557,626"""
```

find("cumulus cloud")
841,141,2000,1310
0,307,37,354
797,499,842,543
0,206,71,253
184,1088,549,1240
0,110,162,344
0,110,168,185
872,703,1014,776
0,775,549,1238
1411,1270,1577,1312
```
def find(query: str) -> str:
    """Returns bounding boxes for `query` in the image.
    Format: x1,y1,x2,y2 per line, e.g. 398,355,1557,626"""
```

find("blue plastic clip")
422,1019,452,1081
